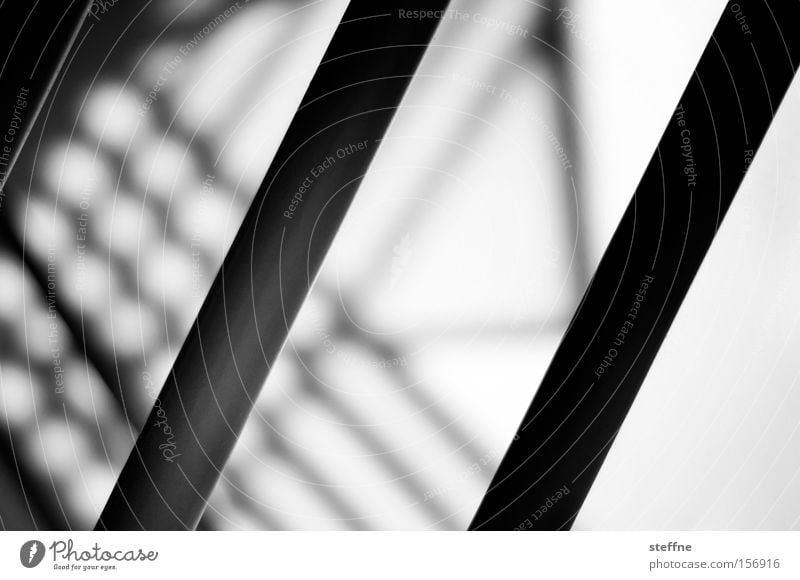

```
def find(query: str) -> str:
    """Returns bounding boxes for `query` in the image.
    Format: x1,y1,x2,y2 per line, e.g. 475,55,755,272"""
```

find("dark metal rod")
470,0,800,530
0,0,92,196
97,0,449,530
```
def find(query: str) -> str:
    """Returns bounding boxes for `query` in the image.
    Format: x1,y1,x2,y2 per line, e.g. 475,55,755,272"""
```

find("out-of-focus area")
1,0,798,531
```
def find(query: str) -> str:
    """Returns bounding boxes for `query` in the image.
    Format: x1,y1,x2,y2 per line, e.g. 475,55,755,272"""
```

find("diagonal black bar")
97,1,449,530
471,0,800,530
0,0,92,195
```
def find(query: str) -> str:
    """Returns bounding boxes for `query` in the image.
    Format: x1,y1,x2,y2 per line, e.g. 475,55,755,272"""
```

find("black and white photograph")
0,0,798,576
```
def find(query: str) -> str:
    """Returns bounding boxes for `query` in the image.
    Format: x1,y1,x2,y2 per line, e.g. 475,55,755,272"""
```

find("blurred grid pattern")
0,0,587,530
